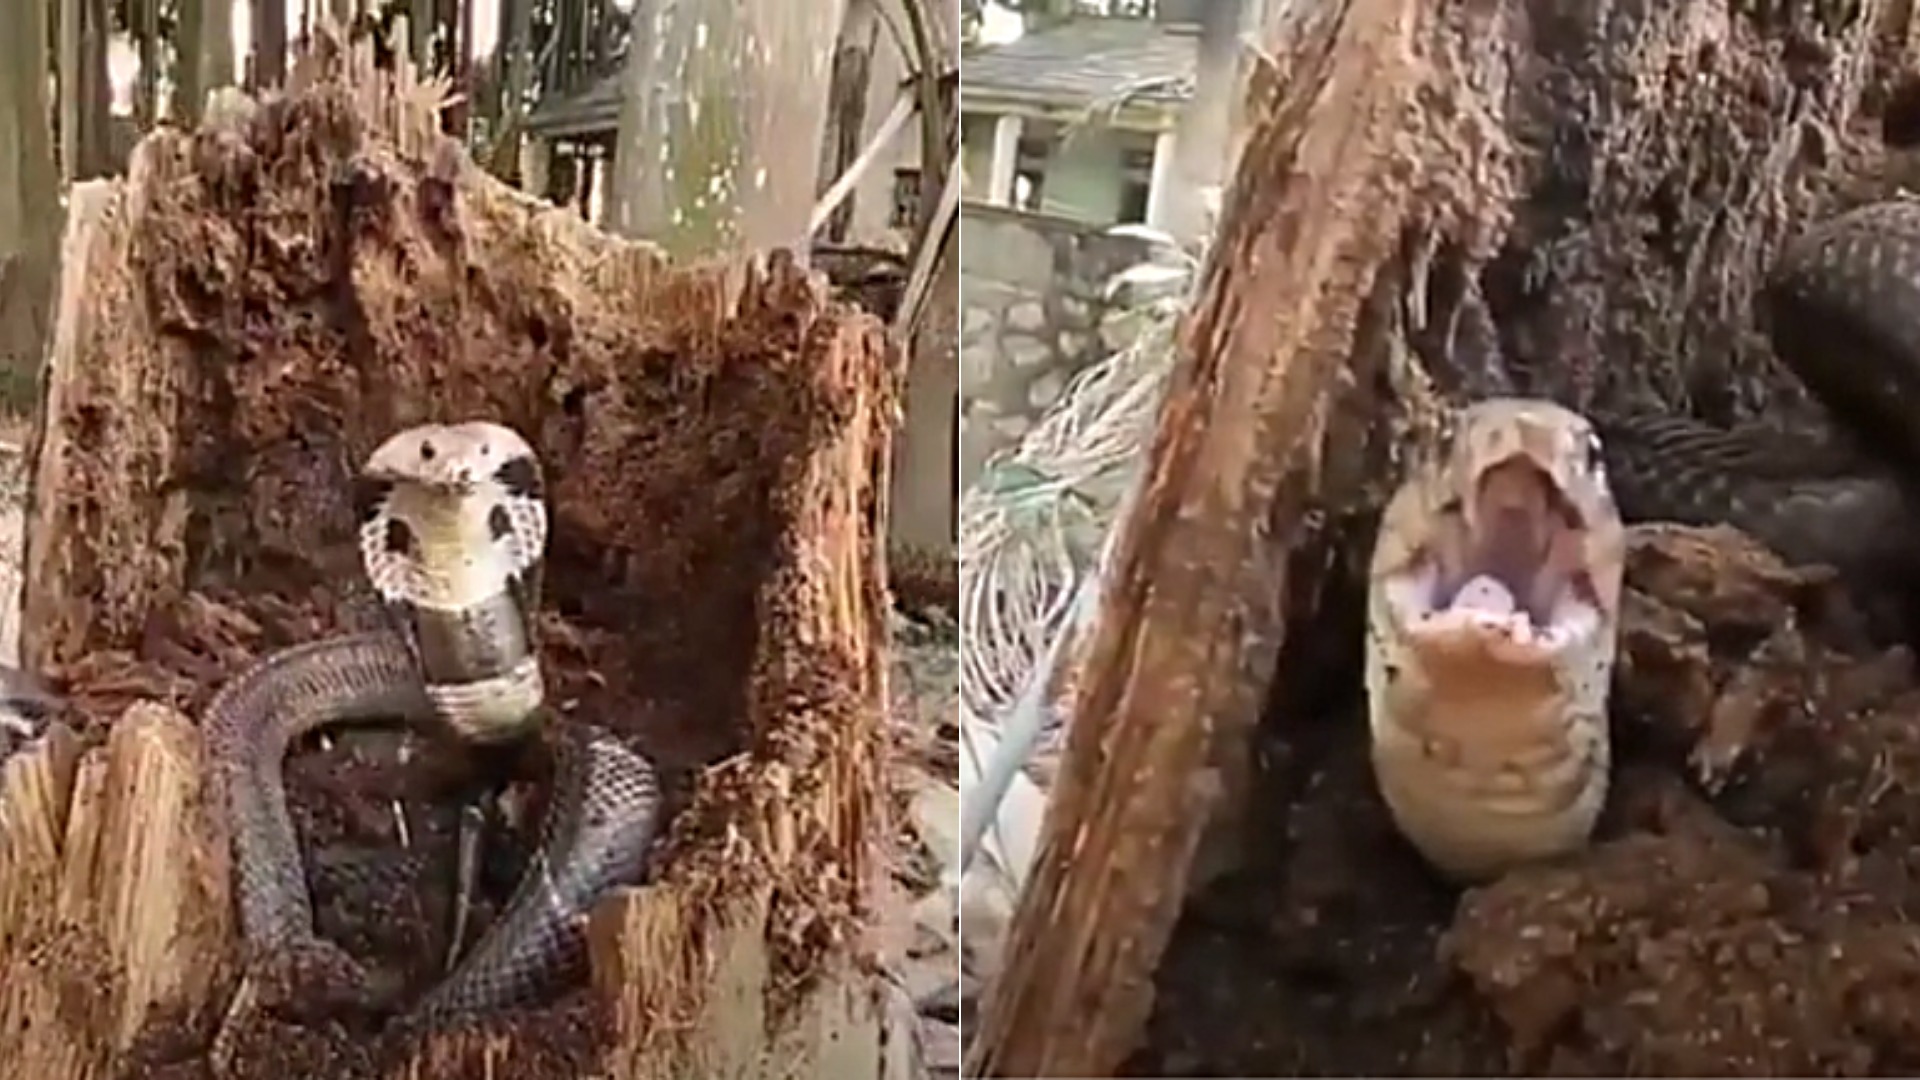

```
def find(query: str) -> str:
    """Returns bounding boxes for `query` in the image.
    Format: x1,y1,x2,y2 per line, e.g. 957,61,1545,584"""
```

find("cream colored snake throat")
206,420,663,1024
1365,398,1626,883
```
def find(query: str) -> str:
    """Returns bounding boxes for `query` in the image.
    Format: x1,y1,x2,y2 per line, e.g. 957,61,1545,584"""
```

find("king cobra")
206,421,663,1022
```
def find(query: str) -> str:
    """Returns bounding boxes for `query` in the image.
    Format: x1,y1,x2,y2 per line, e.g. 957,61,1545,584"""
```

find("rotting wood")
964,1,1442,1074
1,33,900,1080
0,705,227,1071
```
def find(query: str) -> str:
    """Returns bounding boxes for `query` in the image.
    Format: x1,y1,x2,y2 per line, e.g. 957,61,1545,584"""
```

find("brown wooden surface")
0,41,900,1080
965,2,1439,1074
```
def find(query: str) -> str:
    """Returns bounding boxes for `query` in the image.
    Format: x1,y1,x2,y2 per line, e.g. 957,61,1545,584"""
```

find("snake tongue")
1458,460,1562,625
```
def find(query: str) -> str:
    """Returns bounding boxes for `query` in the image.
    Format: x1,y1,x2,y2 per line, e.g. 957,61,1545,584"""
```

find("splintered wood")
967,1,1438,1075
0,39,899,1080
0,707,227,1070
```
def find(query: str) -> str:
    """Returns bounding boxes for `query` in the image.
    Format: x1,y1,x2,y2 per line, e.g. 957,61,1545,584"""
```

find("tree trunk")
3,50,904,1078
890,225,958,553
485,0,535,180
205,0,235,92
134,0,160,128
411,0,433,71
58,0,79,181
0,0,62,410
1158,0,1243,245
174,0,238,126
76,0,113,177
818,0,878,244
172,0,206,124
611,0,850,259
449,0,473,136
252,0,288,89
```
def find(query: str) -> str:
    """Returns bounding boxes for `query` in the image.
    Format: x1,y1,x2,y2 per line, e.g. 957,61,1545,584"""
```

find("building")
961,16,1199,235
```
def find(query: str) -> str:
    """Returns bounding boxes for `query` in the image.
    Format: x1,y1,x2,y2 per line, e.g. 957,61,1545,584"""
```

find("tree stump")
973,0,1920,1076
0,41,902,1080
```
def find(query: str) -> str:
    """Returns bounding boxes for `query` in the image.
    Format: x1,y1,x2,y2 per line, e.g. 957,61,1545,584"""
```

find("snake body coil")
206,421,662,1023
1766,201,1920,479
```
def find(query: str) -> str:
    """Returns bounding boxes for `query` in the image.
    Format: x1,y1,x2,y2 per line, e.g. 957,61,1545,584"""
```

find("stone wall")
959,204,1154,488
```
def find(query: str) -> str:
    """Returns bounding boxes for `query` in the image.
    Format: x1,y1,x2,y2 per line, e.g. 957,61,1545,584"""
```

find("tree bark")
611,0,850,259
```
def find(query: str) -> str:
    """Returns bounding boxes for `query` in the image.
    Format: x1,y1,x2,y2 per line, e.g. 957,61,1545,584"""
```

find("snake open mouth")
1386,455,1604,661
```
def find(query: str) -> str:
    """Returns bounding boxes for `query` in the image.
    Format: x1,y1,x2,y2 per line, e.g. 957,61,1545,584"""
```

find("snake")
1365,200,1920,881
205,421,664,1023
1366,398,1626,882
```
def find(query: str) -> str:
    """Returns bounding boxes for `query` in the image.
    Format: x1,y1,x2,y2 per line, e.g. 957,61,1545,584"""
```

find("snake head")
353,420,549,651
1373,398,1626,665
362,421,541,496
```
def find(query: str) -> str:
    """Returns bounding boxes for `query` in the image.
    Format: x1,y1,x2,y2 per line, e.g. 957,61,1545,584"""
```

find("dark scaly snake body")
207,421,662,1023
1765,201,1920,480
1593,411,1920,586
1581,202,1920,588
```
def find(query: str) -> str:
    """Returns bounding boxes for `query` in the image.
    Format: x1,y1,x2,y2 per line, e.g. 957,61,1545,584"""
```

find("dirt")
15,53,894,1079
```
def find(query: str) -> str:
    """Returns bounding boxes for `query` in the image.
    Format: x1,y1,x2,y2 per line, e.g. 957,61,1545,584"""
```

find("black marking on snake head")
493,455,542,500
487,505,513,542
385,517,416,559
353,477,395,525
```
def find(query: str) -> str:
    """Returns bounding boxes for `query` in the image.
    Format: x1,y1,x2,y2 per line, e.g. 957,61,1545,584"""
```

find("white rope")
955,231,1198,893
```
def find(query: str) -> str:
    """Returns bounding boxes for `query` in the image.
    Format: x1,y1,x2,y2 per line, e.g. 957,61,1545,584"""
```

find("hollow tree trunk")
1,39,904,1080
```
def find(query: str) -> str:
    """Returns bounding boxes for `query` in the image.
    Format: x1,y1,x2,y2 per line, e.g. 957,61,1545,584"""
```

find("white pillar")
1143,128,1180,231
986,113,1023,206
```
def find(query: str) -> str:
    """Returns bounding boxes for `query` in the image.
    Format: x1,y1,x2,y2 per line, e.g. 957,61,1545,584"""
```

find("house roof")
962,18,1196,111
526,71,624,139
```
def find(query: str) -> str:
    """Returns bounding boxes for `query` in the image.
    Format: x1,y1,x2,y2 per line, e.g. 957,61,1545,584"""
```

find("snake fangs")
205,420,663,1024
1366,398,1626,883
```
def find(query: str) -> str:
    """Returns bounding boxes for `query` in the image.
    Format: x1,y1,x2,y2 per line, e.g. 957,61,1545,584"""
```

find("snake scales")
1366,200,1920,880
205,421,663,1023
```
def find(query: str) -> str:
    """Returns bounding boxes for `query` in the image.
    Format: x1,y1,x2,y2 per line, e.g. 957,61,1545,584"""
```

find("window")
1116,139,1157,224
891,168,923,229
1014,129,1057,211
